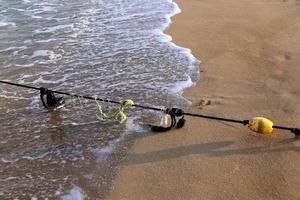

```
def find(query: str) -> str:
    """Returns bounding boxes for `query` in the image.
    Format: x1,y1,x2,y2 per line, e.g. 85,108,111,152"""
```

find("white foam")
15,63,36,68
169,0,182,15
0,90,26,100
0,21,16,27
4,177,18,181
61,186,86,200
159,0,200,94
70,121,99,126
21,152,50,161
28,95,40,110
32,50,62,62
0,93,27,100
41,6,54,12
30,14,43,19
34,24,73,34
36,38,57,43
32,50,53,57
0,46,27,53
125,117,146,133
1,158,19,164
161,0,181,30
169,75,194,94
91,144,114,161
32,75,68,85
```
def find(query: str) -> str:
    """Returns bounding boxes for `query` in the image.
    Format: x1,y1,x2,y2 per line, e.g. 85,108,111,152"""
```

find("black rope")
0,80,299,136
0,80,164,112
183,112,249,125
0,80,40,90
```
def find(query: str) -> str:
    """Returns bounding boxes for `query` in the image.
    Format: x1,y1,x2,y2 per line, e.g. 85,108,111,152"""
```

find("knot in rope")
96,99,134,124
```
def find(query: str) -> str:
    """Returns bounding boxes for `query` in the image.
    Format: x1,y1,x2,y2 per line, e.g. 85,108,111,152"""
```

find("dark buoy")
40,87,64,110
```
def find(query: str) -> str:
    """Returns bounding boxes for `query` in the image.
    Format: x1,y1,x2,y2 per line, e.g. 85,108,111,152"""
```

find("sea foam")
61,186,86,200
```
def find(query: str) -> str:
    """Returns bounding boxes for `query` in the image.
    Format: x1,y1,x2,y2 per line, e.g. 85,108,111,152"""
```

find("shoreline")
109,0,300,199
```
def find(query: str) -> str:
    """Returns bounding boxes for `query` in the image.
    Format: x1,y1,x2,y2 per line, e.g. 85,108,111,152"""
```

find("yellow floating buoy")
248,117,273,134
122,99,134,108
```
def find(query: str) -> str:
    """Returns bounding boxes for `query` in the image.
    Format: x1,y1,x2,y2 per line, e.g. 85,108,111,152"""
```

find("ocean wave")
0,0,200,198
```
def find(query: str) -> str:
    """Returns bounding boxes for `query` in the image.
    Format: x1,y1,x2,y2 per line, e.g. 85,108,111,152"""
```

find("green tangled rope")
96,99,134,124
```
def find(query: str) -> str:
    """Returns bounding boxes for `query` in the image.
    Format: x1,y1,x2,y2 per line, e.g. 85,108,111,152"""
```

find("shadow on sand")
120,137,300,166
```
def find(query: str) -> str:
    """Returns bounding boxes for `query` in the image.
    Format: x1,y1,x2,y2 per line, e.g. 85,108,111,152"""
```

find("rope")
183,112,249,125
0,80,299,136
95,100,126,123
95,99,133,124
0,80,164,112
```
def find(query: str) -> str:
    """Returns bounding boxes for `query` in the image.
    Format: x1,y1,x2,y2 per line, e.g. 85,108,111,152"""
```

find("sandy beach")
109,0,300,199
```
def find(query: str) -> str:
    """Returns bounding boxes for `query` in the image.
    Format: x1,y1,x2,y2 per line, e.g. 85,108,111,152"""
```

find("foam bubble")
61,186,86,200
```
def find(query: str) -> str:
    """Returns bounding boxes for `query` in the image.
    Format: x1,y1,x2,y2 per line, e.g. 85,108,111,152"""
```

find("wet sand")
109,0,300,199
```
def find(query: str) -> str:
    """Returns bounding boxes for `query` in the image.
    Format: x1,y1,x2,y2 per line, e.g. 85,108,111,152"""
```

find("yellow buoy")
122,99,134,108
248,117,273,134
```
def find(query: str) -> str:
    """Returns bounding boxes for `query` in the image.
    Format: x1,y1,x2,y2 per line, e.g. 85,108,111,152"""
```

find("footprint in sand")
275,52,291,62
197,99,211,109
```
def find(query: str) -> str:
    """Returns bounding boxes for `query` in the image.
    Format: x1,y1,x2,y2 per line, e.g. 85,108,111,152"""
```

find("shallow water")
0,0,199,199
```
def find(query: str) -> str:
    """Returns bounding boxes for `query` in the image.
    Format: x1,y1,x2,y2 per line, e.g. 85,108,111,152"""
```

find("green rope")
95,100,132,124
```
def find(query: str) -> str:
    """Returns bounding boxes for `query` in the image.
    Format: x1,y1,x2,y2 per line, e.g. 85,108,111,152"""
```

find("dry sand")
109,0,300,199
